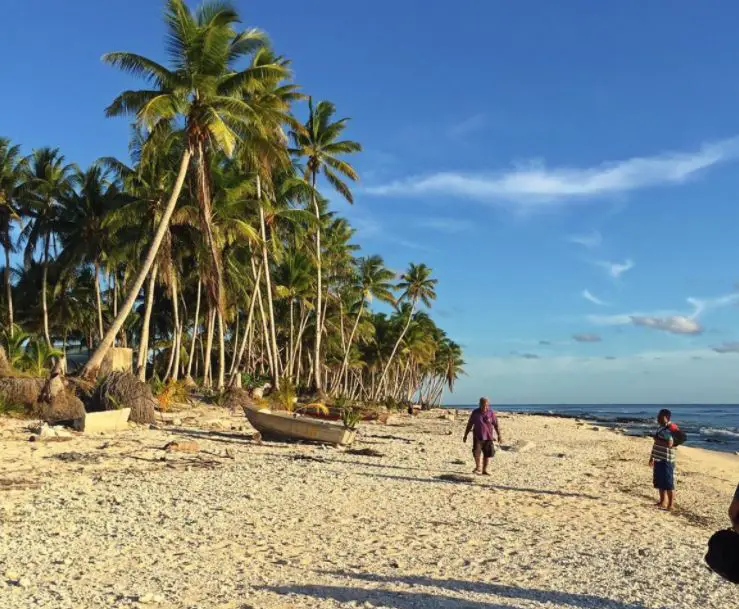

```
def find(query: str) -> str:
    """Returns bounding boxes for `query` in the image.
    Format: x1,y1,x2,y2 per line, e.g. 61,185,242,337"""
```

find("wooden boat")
243,405,357,446
299,406,389,425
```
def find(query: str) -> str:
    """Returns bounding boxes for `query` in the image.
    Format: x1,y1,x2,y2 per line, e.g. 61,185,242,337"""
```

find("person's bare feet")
472,469,481,475
481,471,490,476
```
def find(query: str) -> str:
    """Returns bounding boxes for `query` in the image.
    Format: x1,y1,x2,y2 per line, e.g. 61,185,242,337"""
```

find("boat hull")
243,406,356,446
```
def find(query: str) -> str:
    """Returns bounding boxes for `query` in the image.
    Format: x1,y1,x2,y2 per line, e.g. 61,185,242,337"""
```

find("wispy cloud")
519,353,541,360
573,333,602,343
569,230,602,249
416,217,475,234
712,341,739,354
596,259,634,279
631,315,703,335
588,292,739,336
447,113,487,139
582,289,608,306
366,137,739,206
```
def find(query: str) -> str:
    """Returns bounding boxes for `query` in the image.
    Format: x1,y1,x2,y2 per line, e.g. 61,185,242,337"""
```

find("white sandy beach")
1,408,738,609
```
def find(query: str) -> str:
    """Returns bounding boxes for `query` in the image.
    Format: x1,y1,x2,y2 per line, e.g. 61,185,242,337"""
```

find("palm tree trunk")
4,245,13,336
170,269,181,382
81,148,192,381
376,304,415,400
185,277,201,380
203,307,215,388
94,261,104,341
230,261,262,384
216,308,226,390
255,281,274,380
288,299,295,378
229,313,240,377
310,171,323,393
136,263,158,381
258,185,280,388
42,236,51,348
339,301,364,387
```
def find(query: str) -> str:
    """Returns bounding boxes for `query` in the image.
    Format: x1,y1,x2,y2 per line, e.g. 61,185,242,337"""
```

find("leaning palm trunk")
185,277,201,380
136,263,158,381
81,149,192,381
4,246,13,336
375,304,415,400
94,261,104,341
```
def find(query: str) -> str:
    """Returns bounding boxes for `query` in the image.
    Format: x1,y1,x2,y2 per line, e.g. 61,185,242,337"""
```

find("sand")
1,408,738,609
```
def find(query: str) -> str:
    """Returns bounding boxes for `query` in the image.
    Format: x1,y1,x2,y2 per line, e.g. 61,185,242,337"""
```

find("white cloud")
587,292,739,336
569,230,602,249
366,136,739,206
416,217,475,234
447,113,487,139
596,259,634,278
582,289,608,306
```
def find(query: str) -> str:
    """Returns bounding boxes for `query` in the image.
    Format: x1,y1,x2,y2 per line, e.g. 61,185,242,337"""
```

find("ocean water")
450,404,739,454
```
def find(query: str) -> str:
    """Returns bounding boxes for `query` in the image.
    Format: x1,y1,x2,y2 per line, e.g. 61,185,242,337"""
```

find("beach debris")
90,372,156,424
437,474,476,484
291,454,326,463
49,452,102,464
28,423,74,441
451,459,466,465
135,592,163,604
346,448,384,457
163,440,200,453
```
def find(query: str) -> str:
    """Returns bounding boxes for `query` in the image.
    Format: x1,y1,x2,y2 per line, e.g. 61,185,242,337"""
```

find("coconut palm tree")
375,263,437,399
82,0,289,379
20,147,76,347
291,99,361,393
337,255,395,391
0,138,25,335
56,164,126,341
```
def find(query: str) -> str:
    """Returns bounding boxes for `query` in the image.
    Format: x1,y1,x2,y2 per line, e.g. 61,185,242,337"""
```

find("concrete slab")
74,408,131,433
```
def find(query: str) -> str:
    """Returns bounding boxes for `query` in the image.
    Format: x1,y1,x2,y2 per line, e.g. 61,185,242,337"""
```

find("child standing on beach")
649,408,677,510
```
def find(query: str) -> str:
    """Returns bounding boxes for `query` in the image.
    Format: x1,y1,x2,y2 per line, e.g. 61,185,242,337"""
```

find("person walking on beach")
649,408,677,510
463,397,502,475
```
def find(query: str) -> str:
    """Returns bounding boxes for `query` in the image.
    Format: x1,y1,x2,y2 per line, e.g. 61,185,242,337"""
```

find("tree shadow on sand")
355,471,601,500
266,572,664,609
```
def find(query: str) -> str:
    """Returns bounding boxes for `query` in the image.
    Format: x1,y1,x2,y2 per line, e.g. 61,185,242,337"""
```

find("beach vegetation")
0,0,464,409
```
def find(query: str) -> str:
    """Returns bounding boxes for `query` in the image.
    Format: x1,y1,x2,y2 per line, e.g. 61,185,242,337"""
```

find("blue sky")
3,1,739,404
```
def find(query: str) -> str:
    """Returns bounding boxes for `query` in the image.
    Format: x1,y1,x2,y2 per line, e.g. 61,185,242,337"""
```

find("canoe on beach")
298,405,389,424
243,405,357,446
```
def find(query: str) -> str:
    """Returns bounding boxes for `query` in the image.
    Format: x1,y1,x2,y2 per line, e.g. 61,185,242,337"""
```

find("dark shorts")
653,460,675,491
473,439,494,459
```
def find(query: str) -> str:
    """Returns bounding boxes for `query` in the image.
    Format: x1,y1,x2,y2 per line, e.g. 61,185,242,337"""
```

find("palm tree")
375,263,437,399
82,0,288,380
291,99,361,393
57,164,125,341
337,255,395,391
0,138,25,335
21,147,76,347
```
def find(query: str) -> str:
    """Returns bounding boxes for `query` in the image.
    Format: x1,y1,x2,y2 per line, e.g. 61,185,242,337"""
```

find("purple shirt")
467,408,497,441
